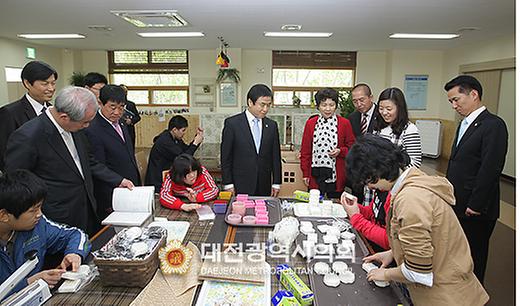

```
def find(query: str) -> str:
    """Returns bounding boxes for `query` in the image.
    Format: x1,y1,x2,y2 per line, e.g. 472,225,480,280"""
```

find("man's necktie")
360,113,368,135
252,118,261,153
456,118,470,145
113,122,125,142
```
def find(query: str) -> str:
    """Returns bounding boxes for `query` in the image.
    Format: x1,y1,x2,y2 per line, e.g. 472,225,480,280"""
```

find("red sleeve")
337,117,356,159
300,118,315,178
159,175,185,210
350,202,390,250
195,167,219,203
358,203,373,219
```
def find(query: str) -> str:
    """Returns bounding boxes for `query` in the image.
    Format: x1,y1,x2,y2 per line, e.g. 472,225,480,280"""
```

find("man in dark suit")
119,84,141,148
5,86,135,236
220,84,282,196
145,115,203,193
0,61,58,171
84,85,141,220
347,83,377,137
347,83,377,201
445,75,508,283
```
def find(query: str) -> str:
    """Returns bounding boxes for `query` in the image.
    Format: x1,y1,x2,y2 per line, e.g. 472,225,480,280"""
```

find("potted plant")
69,71,86,86
216,68,240,83
338,89,355,118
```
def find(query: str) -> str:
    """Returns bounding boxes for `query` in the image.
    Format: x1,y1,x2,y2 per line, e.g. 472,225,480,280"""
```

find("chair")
134,148,150,183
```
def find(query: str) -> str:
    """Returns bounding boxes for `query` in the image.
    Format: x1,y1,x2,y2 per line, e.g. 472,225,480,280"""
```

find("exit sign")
25,47,36,59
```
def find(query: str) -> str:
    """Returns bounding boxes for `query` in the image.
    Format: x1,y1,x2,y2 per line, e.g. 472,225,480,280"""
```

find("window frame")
108,50,189,106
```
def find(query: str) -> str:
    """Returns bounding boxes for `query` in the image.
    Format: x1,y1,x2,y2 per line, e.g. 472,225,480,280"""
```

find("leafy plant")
69,71,86,86
216,68,240,83
338,89,355,118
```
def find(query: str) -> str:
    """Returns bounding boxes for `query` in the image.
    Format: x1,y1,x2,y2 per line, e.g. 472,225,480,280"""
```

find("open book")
101,186,155,227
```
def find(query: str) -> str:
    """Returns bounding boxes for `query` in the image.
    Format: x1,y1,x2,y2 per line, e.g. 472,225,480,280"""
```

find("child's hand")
60,253,82,271
28,269,65,288
186,188,197,202
181,203,201,212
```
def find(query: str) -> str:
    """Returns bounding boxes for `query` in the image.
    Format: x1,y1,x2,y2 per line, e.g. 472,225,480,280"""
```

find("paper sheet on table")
130,242,201,305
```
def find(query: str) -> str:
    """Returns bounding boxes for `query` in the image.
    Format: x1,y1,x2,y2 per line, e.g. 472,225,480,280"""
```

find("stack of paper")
102,186,155,227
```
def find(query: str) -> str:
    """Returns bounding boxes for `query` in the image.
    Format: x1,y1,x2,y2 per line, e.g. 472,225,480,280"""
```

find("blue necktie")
457,118,469,145
252,118,261,153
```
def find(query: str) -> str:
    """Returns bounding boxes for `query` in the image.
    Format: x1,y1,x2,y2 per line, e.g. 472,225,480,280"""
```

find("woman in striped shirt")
373,87,422,168
160,154,219,211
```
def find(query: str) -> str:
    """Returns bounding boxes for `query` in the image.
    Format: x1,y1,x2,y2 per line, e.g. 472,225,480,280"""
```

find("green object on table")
293,190,309,202
275,264,314,306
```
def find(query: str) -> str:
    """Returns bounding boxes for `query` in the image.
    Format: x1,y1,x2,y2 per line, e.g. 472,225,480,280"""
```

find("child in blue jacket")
0,170,91,300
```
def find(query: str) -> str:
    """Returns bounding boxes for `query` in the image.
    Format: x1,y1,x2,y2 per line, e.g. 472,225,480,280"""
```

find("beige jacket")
386,168,489,306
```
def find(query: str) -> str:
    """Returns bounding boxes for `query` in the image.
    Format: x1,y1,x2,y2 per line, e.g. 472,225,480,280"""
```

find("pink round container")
242,215,257,225
256,216,269,224
227,214,242,224
255,205,267,212
255,211,268,218
232,201,246,216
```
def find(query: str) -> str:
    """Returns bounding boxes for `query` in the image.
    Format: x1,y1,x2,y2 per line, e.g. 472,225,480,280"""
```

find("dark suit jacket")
121,100,141,147
348,108,377,138
0,96,38,171
5,113,123,235
446,109,508,220
144,130,199,192
85,113,141,218
220,112,282,196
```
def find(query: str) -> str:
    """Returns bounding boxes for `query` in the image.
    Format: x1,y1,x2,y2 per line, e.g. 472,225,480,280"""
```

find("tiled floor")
421,157,515,306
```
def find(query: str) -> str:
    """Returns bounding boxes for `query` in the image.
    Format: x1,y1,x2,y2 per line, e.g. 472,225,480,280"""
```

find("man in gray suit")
5,86,134,235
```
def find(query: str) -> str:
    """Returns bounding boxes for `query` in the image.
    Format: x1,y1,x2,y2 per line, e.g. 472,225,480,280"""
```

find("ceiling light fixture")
111,10,189,28
137,32,205,37
264,32,332,38
17,34,85,39
389,33,460,39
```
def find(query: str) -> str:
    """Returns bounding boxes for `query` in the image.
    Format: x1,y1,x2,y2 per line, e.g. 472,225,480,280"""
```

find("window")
108,50,189,105
272,51,356,106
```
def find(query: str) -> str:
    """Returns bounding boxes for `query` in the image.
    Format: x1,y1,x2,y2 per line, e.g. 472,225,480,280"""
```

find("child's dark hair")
346,134,410,189
169,154,202,185
168,115,188,130
0,170,47,218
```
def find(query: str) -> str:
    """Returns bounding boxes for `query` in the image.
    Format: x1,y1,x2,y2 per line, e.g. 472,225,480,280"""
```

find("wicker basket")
94,234,166,288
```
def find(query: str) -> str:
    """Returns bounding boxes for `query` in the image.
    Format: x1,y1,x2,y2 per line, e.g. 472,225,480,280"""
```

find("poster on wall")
220,82,238,107
404,75,428,110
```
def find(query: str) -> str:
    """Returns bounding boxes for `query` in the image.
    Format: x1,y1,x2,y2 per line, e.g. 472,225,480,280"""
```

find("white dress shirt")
26,94,48,115
45,108,84,178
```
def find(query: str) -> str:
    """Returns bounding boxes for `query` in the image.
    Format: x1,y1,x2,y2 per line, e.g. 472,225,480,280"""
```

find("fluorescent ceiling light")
17,34,85,39
137,32,204,37
264,32,332,38
389,33,460,39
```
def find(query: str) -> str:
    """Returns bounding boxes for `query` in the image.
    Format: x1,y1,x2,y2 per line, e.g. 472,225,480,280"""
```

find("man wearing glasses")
83,72,107,103
84,85,141,220
347,83,377,138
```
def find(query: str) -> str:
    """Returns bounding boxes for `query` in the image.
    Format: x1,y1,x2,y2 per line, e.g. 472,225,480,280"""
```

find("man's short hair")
84,72,108,87
444,75,483,100
21,61,58,86
170,154,202,185
55,86,98,121
168,115,188,130
351,83,372,96
0,170,47,218
247,84,273,104
346,134,410,189
99,84,126,105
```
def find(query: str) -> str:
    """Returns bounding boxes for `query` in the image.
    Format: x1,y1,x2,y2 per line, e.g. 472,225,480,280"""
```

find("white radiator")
415,120,442,158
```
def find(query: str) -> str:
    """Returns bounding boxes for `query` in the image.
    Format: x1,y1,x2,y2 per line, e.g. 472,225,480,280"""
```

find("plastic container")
242,215,257,225
227,214,242,224
232,201,246,216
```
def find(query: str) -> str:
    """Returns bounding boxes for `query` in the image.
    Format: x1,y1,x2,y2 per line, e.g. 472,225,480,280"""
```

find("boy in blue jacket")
0,170,91,300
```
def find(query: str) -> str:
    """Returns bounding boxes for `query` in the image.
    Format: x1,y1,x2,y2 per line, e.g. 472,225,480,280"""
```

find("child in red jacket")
341,190,391,250
160,154,219,211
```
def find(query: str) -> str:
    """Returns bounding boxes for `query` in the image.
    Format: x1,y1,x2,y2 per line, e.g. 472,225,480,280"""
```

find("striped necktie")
360,113,368,135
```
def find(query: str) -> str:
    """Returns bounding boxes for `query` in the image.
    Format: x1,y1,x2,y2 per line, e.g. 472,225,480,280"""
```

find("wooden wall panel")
135,114,200,148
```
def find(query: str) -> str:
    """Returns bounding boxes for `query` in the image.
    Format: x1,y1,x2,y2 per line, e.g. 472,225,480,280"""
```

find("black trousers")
458,218,496,284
